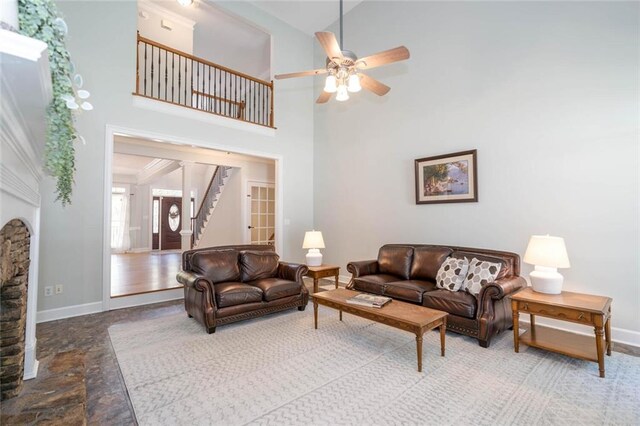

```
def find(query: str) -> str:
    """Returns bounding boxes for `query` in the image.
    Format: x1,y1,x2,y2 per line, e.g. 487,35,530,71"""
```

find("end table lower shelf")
518,326,608,363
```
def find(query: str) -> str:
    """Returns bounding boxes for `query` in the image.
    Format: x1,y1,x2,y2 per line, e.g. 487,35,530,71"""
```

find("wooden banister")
135,33,274,128
137,34,273,88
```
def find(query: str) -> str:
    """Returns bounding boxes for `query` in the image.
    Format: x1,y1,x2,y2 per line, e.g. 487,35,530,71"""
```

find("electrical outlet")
44,286,53,297
55,284,63,294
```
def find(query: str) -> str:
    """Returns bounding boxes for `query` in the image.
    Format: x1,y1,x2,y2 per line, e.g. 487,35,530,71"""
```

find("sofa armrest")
346,260,378,289
176,270,213,293
278,262,309,283
479,275,527,301
346,260,378,278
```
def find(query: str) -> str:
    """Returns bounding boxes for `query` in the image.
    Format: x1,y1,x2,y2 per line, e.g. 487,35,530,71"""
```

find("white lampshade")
336,85,349,102
347,73,361,93
524,235,570,268
324,75,337,93
524,235,570,294
302,231,325,249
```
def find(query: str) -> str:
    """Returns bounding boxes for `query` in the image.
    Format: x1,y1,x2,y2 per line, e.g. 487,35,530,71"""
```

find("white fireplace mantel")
0,28,52,380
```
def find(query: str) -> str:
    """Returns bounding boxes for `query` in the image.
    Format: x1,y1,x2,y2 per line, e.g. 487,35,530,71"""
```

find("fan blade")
275,69,327,80
359,74,391,96
315,32,343,60
357,46,410,70
316,91,333,104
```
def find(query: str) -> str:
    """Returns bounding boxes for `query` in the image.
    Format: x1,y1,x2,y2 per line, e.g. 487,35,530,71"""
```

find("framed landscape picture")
415,150,478,204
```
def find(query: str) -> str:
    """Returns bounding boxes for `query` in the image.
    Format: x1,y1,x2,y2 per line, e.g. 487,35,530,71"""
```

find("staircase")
191,166,234,248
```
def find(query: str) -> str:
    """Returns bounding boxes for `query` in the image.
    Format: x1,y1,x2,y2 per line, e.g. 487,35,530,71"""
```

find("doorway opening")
107,131,278,302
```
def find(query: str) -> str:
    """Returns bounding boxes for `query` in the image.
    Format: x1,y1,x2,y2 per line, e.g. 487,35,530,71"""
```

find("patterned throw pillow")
463,257,502,296
435,257,469,292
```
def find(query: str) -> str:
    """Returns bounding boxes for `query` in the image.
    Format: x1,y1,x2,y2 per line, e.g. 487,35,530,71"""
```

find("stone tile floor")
4,280,639,425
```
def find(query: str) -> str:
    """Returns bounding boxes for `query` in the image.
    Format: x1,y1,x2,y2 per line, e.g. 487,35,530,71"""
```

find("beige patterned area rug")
109,307,640,425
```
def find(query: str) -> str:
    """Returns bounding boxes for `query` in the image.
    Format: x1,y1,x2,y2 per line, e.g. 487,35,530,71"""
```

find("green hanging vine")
18,0,78,206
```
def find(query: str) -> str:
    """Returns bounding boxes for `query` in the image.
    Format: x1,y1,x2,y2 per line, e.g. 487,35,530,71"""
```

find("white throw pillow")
435,257,469,292
463,257,502,296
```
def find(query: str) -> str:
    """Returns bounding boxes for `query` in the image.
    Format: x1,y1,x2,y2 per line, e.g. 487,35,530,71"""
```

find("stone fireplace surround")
0,219,31,399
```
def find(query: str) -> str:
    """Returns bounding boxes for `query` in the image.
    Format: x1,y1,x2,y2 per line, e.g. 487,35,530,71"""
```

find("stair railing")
135,32,274,128
191,166,231,247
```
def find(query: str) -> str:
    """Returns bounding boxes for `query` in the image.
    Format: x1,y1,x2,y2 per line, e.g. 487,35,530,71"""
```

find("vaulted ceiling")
249,0,364,36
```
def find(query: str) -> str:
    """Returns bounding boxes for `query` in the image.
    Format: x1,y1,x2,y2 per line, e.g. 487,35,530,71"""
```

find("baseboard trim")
519,316,640,348
23,339,38,380
128,248,151,253
36,301,103,323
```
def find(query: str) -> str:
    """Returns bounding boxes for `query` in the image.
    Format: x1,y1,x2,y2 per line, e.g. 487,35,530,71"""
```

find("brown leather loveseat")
347,244,526,347
177,245,309,334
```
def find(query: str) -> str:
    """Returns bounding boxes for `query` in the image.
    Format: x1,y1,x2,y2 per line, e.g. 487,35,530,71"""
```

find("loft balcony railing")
135,33,274,128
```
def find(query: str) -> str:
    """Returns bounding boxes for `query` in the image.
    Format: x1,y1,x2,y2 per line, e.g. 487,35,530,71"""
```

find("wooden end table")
511,287,612,378
312,289,447,373
305,264,340,294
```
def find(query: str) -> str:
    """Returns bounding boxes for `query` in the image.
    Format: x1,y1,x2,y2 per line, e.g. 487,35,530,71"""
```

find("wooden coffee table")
311,289,447,372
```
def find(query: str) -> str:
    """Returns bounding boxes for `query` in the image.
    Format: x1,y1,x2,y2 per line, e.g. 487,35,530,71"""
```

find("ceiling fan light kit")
274,0,410,104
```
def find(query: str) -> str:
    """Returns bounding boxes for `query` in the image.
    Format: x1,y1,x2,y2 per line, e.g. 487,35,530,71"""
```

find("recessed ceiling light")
177,0,194,7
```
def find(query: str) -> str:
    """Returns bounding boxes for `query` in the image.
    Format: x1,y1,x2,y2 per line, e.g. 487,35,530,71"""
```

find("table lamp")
523,235,570,294
302,230,325,266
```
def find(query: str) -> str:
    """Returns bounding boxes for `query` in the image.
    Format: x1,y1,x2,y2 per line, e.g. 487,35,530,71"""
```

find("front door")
161,196,182,250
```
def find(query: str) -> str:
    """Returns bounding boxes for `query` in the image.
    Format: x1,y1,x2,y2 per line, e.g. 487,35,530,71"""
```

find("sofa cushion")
377,246,413,279
384,280,436,304
423,289,477,319
352,274,399,295
239,250,280,282
214,282,263,308
191,249,240,284
249,278,302,302
463,257,502,296
435,257,469,291
452,251,511,280
410,247,453,281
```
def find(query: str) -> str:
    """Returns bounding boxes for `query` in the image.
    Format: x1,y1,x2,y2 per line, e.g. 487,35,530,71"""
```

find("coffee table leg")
335,274,339,289
416,334,423,373
313,299,318,330
440,319,446,357
313,277,319,294
339,310,342,321
605,312,612,356
512,301,520,353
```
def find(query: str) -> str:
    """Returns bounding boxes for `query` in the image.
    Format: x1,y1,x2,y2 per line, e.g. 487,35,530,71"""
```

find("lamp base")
530,266,564,294
305,248,323,267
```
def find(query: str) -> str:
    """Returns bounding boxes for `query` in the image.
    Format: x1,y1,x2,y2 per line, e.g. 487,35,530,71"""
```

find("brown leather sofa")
347,244,526,347
177,244,309,334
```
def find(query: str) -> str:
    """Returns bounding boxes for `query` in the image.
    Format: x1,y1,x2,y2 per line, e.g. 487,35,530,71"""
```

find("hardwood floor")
110,252,182,297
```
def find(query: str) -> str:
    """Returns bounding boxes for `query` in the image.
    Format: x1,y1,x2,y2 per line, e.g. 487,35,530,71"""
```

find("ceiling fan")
274,0,410,103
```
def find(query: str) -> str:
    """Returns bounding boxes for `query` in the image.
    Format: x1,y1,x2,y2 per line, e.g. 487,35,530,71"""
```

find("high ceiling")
249,0,364,36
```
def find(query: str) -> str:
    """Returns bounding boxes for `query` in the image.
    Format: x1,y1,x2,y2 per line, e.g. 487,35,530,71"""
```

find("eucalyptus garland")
18,0,77,205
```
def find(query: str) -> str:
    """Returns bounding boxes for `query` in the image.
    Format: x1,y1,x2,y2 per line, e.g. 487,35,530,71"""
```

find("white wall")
192,3,270,80
38,0,315,312
137,0,194,54
314,2,639,334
